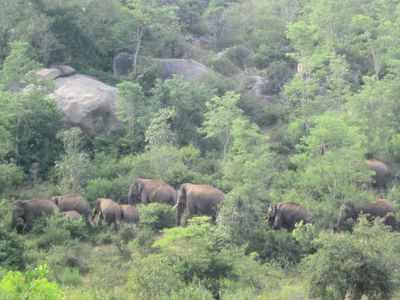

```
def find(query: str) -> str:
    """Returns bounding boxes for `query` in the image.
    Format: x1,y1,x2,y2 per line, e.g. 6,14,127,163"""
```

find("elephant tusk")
172,203,178,209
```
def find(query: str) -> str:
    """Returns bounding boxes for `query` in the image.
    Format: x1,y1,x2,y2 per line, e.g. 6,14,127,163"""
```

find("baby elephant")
62,210,83,221
120,204,139,224
92,198,122,229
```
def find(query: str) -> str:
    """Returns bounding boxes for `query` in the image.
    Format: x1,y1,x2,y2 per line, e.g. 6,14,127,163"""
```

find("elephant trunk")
176,203,184,226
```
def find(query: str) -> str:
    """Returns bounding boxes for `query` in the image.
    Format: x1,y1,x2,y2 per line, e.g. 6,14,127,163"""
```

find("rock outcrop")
155,59,212,81
36,65,121,135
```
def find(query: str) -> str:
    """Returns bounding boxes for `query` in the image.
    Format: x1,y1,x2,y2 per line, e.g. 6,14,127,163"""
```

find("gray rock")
51,73,121,135
156,59,211,81
113,52,133,77
36,65,76,81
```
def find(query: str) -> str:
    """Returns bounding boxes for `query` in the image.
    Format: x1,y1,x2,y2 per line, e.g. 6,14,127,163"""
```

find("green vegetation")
2,0,400,299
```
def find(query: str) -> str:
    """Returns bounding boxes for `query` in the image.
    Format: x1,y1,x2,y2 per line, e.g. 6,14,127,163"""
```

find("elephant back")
100,198,122,223
361,199,394,218
151,184,177,205
186,184,224,206
54,195,91,218
62,210,82,220
366,159,391,187
29,199,59,217
120,204,139,223
275,202,311,229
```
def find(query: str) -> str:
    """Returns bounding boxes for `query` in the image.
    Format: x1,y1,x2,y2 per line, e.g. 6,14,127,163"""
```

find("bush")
248,227,303,266
139,203,176,232
126,254,183,300
162,284,214,300
87,175,130,204
0,225,26,270
209,54,241,76
224,45,255,69
47,243,90,276
305,219,400,300
56,267,82,287
0,264,64,300
0,164,24,194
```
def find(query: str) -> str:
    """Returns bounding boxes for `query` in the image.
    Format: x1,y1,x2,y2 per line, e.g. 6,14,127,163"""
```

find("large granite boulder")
37,66,121,135
156,59,212,81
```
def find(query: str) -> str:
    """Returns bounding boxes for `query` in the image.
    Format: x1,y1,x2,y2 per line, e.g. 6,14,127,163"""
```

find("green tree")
151,76,216,147
117,81,150,152
0,41,39,90
122,0,179,76
285,113,371,227
306,220,400,300
200,91,242,161
145,108,176,148
55,128,90,194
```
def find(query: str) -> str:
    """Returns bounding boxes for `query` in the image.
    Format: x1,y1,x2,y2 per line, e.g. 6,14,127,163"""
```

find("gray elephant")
52,195,91,223
92,198,122,229
62,210,83,221
267,202,312,230
12,199,59,232
335,198,396,231
127,178,176,206
367,159,391,188
120,204,139,224
175,183,224,226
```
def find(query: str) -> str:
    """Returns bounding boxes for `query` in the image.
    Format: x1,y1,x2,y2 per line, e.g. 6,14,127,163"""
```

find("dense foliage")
2,0,400,299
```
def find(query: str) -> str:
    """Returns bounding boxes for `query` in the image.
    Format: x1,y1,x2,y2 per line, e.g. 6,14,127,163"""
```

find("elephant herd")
11,178,226,232
10,157,396,233
267,198,398,231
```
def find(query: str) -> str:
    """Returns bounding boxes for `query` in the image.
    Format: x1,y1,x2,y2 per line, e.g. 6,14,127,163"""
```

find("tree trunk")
133,27,143,77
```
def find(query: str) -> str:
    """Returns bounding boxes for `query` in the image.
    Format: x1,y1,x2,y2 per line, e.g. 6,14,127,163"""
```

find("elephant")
367,159,391,188
267,202,312,230
120,204,139,224
92,198,122,229
175,183,224,226
334,198,396,231
52,195,91,223
127,178,176,206
12,199,59,232
62,210,83,221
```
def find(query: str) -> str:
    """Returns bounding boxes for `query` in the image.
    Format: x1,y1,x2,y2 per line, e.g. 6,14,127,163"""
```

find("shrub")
0,164,24,194
126,254,183,300
248,227,303,266
154,217,279,299
0,264,64,300
209,54,241,76
139,203,176,232
56,267,82,287
162,284,214,300
47,243,90,276
305,219,400,300
0,225,26,270
224,45,255,69
84,175,130,204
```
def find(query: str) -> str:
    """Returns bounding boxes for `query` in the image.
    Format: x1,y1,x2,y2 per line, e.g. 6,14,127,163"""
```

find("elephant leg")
181,209,191,226
141,191,148,204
